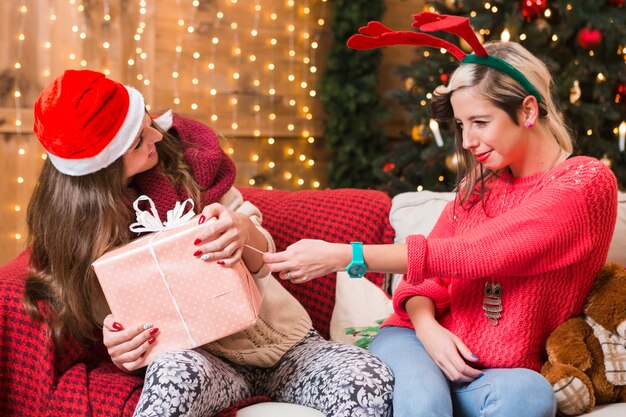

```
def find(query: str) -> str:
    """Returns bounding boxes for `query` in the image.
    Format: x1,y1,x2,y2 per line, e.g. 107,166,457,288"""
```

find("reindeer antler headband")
347,12,542,103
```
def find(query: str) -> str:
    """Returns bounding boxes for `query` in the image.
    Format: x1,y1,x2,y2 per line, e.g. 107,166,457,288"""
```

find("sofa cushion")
329,272,393,347
584,404,626,417
607,191,626,266
390,191,455,244
239,187,395,339
236,402,325,417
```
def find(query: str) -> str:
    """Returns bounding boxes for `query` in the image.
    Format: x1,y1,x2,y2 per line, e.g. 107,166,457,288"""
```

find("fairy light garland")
188,0,199,113
6,0,329,251
128,0,150,106
11,0,28,244
101,0,111,75
42,4,55,79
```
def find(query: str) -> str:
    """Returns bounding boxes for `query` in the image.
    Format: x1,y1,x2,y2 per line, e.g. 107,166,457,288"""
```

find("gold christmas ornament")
445,153,459,172
600,154,612,168
404,77,415,90
444,0,464,11
535,18,550,32
412,124,428,143
569,80,582,104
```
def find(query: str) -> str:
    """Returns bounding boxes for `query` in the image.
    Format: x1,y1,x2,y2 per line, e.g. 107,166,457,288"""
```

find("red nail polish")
193,250,203,257
198,215,206,224
149,327,159,335
193,238,202,245
112,322,123,330
148,337,156,345
217,260,225,265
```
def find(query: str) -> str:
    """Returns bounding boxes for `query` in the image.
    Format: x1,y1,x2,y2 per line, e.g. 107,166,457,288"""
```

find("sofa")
0,187,624,416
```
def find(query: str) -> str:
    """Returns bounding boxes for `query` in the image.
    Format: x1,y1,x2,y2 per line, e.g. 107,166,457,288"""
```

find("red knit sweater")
383,156,617,371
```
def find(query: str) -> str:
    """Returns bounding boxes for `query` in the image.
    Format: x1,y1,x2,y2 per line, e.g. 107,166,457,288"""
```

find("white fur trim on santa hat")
48,86,146,176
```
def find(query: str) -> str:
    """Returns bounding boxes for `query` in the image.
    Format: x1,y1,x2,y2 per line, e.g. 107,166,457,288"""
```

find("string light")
11,0,28,244
6,1,328,257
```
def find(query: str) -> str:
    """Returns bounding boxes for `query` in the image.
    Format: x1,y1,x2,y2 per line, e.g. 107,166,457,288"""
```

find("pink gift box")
92,214,261,368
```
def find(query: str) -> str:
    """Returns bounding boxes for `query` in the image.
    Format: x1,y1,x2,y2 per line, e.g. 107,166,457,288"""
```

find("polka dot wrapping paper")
92,217,261,368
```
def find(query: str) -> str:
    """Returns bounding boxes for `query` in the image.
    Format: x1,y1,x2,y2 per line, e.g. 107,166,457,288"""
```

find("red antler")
412,12,487,57
346,12,487,60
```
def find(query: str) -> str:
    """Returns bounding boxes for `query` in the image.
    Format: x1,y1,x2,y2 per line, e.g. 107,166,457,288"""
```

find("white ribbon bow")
129,195,196,233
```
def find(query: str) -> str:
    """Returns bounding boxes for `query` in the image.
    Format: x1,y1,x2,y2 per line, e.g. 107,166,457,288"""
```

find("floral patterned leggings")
133,329,393,417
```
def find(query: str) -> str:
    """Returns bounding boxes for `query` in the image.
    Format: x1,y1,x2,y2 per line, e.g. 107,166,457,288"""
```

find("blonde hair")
431,41,574,205
24,119,203,348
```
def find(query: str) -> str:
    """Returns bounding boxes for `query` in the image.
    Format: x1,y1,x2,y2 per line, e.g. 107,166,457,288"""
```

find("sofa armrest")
239,187,395,338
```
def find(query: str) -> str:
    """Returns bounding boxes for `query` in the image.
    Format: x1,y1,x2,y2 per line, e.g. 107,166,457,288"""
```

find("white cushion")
234,395,626,415
237,402,324,417
389,191,455,244
607,192,626,266
585,403,626,416
329,272,393,347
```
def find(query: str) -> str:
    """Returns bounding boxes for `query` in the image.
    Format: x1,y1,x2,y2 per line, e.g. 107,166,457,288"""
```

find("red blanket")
0,188,393,416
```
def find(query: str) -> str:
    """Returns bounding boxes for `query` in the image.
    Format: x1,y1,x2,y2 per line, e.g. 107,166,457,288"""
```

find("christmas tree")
375,0,626,196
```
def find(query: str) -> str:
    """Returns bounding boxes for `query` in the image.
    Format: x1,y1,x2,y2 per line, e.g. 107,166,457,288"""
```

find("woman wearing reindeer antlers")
264,12,618,417
23,69,393,417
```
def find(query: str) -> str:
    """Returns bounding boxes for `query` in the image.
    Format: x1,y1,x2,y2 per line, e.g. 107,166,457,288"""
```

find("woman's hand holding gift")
192,203,250,266
193,203,267,273
102,314,159,372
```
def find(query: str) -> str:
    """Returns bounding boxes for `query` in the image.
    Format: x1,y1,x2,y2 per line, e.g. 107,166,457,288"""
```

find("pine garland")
319,0,388,189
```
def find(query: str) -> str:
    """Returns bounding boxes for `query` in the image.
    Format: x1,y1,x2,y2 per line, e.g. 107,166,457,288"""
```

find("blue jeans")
368,326,556,417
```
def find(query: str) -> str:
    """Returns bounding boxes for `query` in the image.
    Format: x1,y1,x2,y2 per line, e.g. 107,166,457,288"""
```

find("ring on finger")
200,254,210,261
286,271,292,280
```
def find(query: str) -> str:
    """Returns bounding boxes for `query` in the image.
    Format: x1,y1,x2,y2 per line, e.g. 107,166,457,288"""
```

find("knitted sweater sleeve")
405,160,617,285
392,199,457,319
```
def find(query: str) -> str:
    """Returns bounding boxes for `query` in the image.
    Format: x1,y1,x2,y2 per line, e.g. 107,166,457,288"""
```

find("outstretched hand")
263,239,348,284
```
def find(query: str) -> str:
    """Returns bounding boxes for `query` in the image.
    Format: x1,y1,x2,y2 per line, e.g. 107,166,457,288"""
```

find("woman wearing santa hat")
23,69,393,417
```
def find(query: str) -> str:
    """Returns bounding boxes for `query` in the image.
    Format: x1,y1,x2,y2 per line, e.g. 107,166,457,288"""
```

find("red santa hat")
33,69,145,176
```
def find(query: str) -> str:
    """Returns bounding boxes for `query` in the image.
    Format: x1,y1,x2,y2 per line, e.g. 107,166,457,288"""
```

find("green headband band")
461,54,542,103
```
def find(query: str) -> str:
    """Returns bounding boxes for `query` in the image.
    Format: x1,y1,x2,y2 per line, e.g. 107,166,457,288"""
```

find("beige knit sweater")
200,188,312,367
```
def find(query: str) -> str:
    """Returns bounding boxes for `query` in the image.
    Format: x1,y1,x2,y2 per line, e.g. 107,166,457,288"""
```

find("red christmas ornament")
520,0,549,20
440,73,450,84
609,0,624,7
383,162,395,172
616,82,626,104
577,27,602,50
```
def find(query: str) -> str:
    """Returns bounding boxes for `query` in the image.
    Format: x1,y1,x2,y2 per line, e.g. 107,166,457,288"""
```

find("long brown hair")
24,118,203,348
431,41,574,206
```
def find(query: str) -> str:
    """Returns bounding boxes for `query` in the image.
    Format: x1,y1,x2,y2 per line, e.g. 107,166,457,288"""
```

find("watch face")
348,264,366,277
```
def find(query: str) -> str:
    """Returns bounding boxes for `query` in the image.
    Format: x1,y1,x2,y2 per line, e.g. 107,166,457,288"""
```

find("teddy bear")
541,263,626,415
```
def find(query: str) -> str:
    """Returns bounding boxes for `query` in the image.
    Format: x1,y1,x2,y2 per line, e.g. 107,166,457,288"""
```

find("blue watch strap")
351,242,364,263
347,242,366,278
